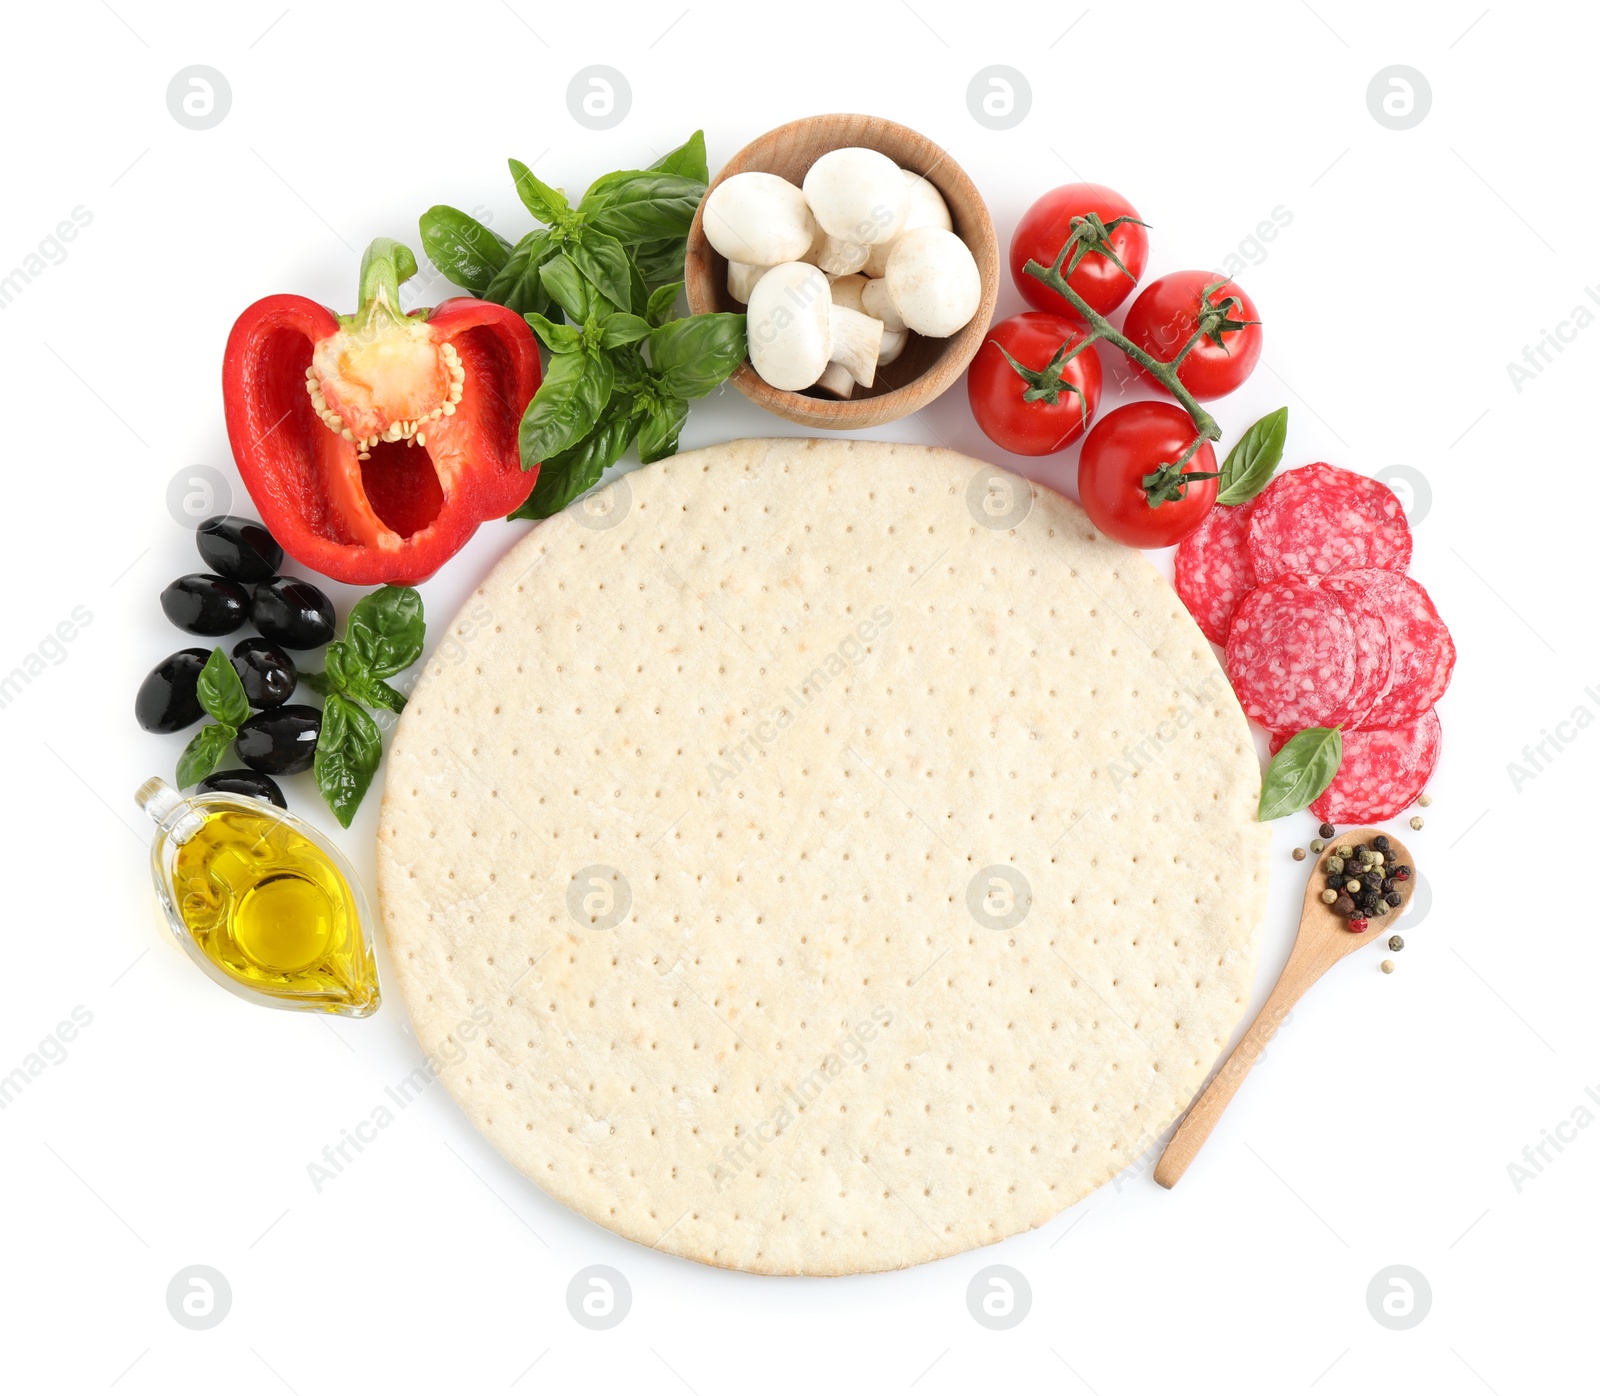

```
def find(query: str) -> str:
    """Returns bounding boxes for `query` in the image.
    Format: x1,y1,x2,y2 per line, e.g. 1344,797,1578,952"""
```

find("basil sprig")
302,586,425,827
1216,407,1289,506
1258,726,1343,821
175,648,250,787
419,133,747,519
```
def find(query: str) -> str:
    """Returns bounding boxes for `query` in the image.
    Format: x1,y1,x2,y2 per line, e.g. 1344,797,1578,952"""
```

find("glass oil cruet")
136,778,381,1017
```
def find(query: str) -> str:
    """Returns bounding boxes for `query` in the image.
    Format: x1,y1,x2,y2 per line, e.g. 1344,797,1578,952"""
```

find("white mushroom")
802,147,910,247
877,326,908,367
703,172,816,266
815,362,856,399
862,171,953,278
727,261,769,304
859,277,906,333
810,231,870,277
884,227,982,338
827,305,885,388
746,262,832,390
829,273,869,315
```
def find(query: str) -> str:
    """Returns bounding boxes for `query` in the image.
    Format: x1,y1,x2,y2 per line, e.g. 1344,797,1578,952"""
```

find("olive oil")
137,779,380,1017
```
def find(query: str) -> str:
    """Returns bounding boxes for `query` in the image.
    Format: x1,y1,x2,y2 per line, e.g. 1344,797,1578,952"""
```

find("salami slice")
1248,463,1413,580
1225,575,1356,730
1322,576,1393,727
1323,569,1455,727
1271,709,1441,823
1175,499,1259,644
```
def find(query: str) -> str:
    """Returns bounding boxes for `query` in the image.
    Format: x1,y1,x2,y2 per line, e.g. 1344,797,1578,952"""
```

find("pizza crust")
377,438,1269,1275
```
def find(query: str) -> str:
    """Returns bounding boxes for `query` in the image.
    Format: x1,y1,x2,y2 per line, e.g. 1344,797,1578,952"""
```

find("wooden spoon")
1153,828,1417,1189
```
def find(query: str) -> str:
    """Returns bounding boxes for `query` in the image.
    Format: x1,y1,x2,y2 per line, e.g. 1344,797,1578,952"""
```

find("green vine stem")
1023,247,1221,450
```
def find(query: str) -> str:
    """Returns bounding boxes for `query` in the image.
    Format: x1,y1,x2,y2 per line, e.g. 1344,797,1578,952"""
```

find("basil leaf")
637,395,689,464
538,253,596,324
646,281,682,327
1258,727,1343,821
627,258,649,316
518,348,615,465
347,675,408,715
576,167,647,213
600,313,653,348
585,173,704,243
346,585,425,679
646,313,748,399
511,401,640,520
318,640,356,695
526,312,582,353
632,237,688,288
569,231,634,312
314,694,383,829
299,669,333,697
177,722,235,789
1217,406,1289,506
417,205,511,296
650,130,708,184
196,647,249,730
608,344,650,396
508,158,571,227
483,232,530,309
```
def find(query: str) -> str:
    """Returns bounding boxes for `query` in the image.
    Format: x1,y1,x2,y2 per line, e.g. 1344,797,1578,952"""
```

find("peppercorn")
1393,868,1411,883
1310,838,1326,854
1350,917,1369,933
1321,888,1339,905
1381,878,1396,894
1346,879,1362,895
1385,890,1402,907
1335,845,1353,859
1388,934,1404,951
1370,851,1385,867
1417,793,1432,808
1380,958,1394,973
1334,894,1356,916
1410,815,1424,830
1362,873,1383,891
1325,855,1345,875
1372,834,1391,853
1319,822,1336,839
1293,847,1307,861
1351,842,1367,855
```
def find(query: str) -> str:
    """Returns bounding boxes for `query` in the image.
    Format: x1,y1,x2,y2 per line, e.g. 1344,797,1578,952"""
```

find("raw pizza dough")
377,438,1268,1275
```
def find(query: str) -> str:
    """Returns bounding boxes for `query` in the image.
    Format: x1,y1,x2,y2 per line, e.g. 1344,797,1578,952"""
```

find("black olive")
231,636,297,709
236,704,321,775
160,574,249,637
197,769,287,809
196,515,284,584
251,577,336,649
135,648,211,733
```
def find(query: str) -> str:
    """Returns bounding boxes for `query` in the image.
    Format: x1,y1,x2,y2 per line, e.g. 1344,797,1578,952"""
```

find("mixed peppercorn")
1313,831,1411,933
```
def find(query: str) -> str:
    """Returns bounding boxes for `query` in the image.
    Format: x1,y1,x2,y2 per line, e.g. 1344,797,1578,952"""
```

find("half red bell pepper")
223,238,541,585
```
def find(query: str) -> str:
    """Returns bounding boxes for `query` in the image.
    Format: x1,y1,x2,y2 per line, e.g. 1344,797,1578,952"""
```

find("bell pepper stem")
354,238,420,329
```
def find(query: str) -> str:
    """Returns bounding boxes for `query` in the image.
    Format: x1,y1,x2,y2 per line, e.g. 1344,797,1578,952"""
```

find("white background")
1,0,1593,1391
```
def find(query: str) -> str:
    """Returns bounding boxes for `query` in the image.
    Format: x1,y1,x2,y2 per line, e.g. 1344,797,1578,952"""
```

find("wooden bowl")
684,114,1000,430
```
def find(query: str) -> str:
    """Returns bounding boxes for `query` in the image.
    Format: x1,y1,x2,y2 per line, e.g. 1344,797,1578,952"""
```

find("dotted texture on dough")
377,439,1269,1276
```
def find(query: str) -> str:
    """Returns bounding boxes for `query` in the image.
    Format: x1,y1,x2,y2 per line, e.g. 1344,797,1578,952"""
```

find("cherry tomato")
1010,184,1149,318
967,312,1103,456
1076,401,1218,548
1121,270,1263,401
